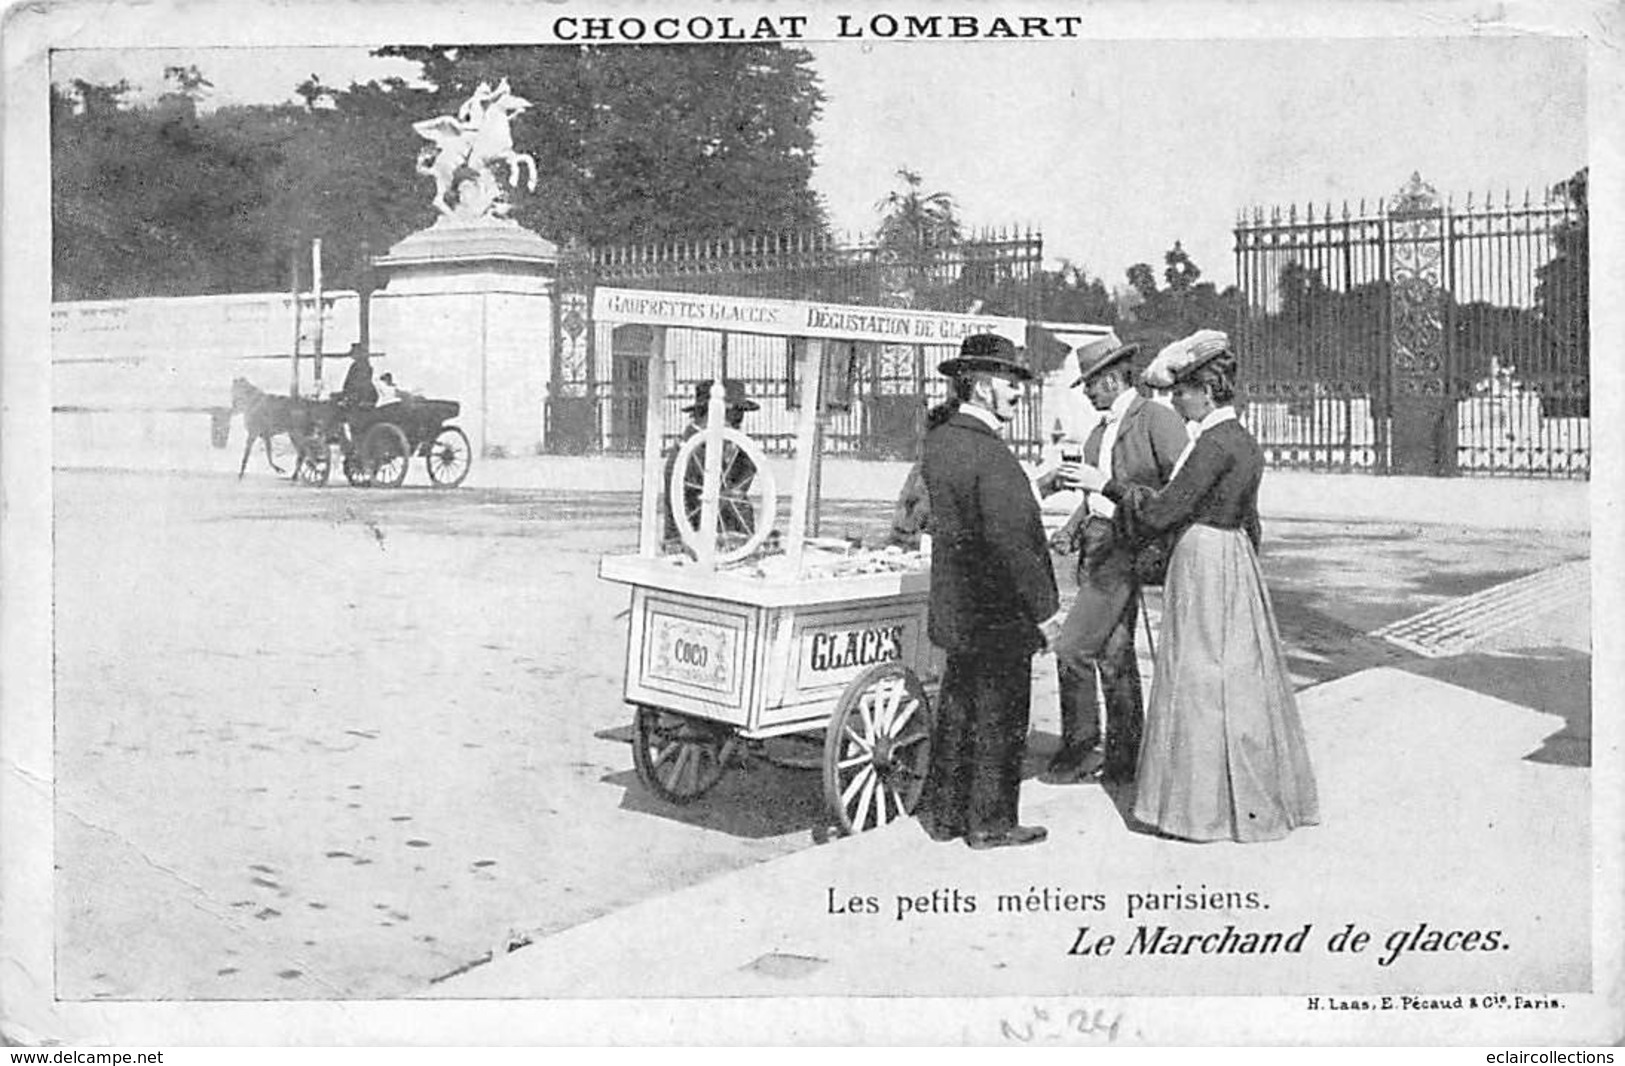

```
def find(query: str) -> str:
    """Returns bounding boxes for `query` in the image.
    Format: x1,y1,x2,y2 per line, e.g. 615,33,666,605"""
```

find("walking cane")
1138,587,1156,661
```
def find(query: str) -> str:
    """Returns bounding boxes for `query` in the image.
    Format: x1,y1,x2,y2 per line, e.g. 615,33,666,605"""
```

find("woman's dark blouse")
1102,418,1264,550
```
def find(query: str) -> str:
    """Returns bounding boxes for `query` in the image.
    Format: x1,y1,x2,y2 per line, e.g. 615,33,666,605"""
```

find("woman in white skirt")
1073,331,1319,843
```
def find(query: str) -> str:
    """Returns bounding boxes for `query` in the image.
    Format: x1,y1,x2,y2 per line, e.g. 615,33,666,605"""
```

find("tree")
51,45,831,299
873,167,962,255
1534,166,1588,416
1117,243,1242,357
52,77,287,299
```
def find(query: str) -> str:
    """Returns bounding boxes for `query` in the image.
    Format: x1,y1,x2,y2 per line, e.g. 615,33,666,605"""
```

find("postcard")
3,0,1619,1046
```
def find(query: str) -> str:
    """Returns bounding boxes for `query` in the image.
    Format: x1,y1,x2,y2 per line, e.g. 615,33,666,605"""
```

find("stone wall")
51,280,554,462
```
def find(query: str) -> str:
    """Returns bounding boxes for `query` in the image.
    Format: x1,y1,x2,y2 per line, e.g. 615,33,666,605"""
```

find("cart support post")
311,238,325,396
638,327,668,556
288,248,302,398
785,337,825,574
696,378,727,571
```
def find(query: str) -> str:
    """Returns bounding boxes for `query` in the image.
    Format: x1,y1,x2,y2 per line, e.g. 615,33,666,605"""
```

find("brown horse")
230,377,300,479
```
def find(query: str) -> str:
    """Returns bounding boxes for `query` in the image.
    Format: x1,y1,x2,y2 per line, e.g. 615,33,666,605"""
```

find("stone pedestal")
371,218,559,458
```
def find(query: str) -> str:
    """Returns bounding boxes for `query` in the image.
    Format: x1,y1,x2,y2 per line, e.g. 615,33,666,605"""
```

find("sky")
50,34,1587,289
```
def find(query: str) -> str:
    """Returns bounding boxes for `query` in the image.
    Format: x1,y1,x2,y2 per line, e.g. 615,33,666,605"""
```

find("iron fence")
548,226,1049,459
1233,172,1588,478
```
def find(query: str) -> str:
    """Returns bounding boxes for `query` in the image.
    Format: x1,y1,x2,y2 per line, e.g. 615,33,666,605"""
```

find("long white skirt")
1133,524,1320,843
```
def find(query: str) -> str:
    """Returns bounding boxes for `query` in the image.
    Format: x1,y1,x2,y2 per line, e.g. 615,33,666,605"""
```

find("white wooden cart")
596,288,1027,833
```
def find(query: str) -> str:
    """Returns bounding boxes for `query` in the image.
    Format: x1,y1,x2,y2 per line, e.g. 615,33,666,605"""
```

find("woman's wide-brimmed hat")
683,378,759,414
937,333,1034,382
1144,329,1232,388
1171,330,1233,384
1070,335,1141,387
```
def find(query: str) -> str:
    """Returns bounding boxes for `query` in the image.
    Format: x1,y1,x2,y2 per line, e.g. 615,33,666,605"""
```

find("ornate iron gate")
547,241,599,454
1234,172,1588,478
547,227,1048,459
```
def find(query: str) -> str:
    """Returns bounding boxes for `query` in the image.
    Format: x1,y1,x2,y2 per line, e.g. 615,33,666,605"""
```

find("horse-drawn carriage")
231,378,472,489
293,396,472,488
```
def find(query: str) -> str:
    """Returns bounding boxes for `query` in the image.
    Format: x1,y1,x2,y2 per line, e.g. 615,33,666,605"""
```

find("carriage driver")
340,343,379,410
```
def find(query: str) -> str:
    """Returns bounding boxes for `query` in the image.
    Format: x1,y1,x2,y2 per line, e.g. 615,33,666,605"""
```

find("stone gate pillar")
371,219,559,458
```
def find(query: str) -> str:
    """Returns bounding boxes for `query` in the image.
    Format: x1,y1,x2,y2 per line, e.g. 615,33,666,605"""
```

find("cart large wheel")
361,422,411,488
669,428,777,564
424,425,472,487
824,663,934,835
631,705,734,805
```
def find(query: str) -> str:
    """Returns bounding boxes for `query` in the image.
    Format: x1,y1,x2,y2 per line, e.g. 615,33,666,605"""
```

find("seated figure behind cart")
662,379,762,552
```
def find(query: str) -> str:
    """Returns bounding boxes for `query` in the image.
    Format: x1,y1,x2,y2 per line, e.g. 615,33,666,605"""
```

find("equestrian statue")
412,78,538,220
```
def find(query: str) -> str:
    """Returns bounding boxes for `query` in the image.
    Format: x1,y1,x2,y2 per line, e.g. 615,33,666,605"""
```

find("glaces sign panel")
797,620,909,691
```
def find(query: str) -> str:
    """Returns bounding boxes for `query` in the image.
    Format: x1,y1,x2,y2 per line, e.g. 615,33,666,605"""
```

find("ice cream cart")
595,287,1028,833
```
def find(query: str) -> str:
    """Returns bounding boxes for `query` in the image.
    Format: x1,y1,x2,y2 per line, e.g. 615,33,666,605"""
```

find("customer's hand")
1072,464,1109,493
1048,525,1078,555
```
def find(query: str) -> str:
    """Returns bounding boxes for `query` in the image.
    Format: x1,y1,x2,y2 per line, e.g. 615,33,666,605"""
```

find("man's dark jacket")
921,411,1059,655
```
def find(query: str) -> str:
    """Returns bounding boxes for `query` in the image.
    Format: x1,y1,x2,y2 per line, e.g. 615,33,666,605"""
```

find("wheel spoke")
669,744,695,791
690,746,713,791
852,772,878,830
887,763,926,784
891,731,929,751
837,751,872,771
857,693,879,747
840,723,873,755
887,697,923,739
881,781,902,823
841,763,875,806
686,744,710,792
879,679,905,723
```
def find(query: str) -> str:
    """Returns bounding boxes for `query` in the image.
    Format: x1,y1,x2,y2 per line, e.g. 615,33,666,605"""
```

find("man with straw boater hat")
1044,334,1190,785
918,333,1061,849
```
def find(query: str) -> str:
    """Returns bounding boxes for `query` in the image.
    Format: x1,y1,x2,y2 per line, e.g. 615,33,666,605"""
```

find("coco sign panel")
646,612,738,695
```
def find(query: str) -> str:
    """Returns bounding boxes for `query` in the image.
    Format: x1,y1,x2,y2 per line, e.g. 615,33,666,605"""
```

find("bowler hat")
937,333,1033,382
683,378,759,414
1070,336,1140,388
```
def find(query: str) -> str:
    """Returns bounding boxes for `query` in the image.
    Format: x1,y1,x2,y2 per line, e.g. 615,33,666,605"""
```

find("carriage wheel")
343,451,370,487
669,428,777,564
295,446,331,487
631,705,734,805
823,663,933,835
425,426,472,488
361,423,411,488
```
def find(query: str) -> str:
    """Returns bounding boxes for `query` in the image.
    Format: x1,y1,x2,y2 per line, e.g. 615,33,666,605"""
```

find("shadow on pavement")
593,724,845,842
1401,649,1591,768
1269,586,1420,686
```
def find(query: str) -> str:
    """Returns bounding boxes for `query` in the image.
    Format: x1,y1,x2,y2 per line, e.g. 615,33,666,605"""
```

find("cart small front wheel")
632,705,734,805
824,663,933,834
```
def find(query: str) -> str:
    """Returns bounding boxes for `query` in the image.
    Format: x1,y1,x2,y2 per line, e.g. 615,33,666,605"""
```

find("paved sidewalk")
433,666,1588,1001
